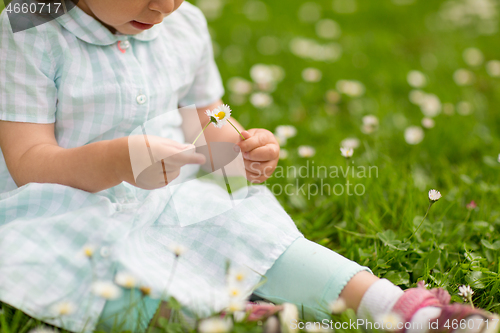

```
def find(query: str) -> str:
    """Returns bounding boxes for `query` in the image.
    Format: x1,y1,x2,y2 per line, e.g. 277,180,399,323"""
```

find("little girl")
0,1,496,333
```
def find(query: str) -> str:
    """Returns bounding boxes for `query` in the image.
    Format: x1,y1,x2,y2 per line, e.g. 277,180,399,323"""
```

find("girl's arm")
0,121,205,193
0,120,128,193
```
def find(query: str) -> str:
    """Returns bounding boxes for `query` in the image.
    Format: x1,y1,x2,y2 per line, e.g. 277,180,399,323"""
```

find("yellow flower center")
236,274,244,281
216,111,225,119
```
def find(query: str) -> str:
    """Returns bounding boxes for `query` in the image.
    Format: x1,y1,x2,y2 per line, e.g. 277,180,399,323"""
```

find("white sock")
356,278,442,333
357,278,404,326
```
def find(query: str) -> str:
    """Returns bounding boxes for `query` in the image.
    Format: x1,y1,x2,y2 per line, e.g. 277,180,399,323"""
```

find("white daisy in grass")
410,188,442,240
114,271,137,289
298,145,316,158
198,316,233,333
453,68,475,86
250,92,273,108
340,147,353,159
279,303,299,333
275,125,297,139
279,149,289,160
328,297,346,314
463,48,484,67
50,301,76,316
91,281,122,300
378,312,403,332
407,70,427,88
421,117,435,129
302,67,322,82
458,285,474,301
28,328,56,333
361,115,379,134
428,189,442,202
404,126,424,145
420,93,441,117
486,60,500,77
340,137,360,149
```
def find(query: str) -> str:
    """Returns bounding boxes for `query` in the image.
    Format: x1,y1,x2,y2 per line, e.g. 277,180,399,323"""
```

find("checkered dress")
0,3,304,332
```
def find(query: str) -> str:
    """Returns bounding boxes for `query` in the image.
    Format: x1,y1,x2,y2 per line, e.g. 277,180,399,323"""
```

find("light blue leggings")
95,237,372,332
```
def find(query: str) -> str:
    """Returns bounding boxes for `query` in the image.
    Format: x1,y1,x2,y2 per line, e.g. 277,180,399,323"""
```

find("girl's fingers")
243,144,279,161
166,149,206,166
237,133,262,152
245,170,267,184
244,159,276,177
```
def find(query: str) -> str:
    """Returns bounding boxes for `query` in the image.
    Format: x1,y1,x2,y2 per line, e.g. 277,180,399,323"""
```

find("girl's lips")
130,20,154,30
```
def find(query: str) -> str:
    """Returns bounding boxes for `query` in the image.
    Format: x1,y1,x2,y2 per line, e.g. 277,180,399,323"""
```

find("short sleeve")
177,6,225,108
0,12,57,123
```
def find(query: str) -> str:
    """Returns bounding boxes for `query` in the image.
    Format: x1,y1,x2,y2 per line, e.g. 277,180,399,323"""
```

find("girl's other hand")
119,135,206,190
236,128,280,184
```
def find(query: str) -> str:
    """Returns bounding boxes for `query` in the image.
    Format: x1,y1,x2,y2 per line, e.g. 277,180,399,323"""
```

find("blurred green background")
197,0,500,313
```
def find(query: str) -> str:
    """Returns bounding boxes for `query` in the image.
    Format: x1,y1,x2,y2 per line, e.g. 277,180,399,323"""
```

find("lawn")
1,0,500,332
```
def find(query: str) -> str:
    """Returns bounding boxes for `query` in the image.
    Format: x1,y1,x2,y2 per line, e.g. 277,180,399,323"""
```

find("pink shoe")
245,301,283,321
391,281,499,333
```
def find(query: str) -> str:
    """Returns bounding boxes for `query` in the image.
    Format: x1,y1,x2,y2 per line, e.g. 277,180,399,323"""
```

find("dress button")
136,94,147,105
100,246,110,257
120,40,131,49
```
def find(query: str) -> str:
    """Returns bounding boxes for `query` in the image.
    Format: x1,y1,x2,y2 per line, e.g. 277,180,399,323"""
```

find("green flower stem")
192,121,211,145
469,295,475,308
408,202,433,241
344,158,350,221
147,257,179,333
227,119,246,140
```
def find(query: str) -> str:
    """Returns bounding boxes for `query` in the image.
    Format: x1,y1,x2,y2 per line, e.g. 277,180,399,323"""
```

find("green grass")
1,0,500,332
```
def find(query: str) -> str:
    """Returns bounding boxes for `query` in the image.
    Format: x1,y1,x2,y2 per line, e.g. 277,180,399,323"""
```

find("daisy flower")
378,312,403,332
458,285,474,300
168,243,188,258
340,137,360,149
82,244,96,258
114,271,137,289
28,328,56,333
91,281,122,300
340,147,353,158
328,298,346,314
227,266,250,284
198,317,233,333
428,189,442,202
139,285,152,296
275,125,297,139
50,301,76,316
298,145,316,158
193,104,245,144
279,303,299,333
212,104,232,128
404,126,424,145
226,297,247,312
409,189,442,240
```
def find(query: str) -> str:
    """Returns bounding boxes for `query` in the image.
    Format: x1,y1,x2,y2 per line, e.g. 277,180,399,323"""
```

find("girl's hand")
236,128,280,184
119,135,206,190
